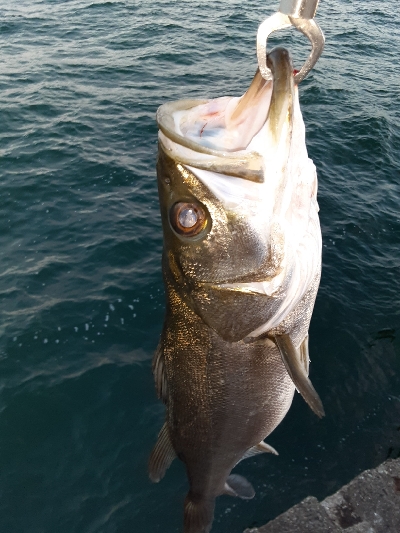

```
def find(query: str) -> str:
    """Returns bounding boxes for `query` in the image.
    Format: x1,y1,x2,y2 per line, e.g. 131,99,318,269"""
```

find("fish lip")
157,98,263,158
157,99,228,158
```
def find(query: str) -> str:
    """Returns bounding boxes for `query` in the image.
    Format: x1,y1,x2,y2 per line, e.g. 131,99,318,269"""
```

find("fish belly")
162,280,295,499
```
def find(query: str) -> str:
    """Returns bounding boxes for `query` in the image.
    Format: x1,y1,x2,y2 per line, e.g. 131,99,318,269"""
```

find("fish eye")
169,201,207,237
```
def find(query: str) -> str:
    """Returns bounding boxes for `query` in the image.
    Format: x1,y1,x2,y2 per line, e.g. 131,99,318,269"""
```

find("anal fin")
223,474,255,500
149,422,176,483
274,333,325,418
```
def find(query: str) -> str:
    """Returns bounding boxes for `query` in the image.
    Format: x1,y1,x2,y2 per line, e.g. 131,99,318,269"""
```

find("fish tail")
183,493,215,533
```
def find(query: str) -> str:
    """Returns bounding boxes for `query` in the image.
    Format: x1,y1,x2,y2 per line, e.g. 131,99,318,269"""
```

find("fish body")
149,48,324,533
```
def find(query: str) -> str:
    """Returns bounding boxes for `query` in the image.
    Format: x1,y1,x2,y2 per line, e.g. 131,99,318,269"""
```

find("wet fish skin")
157,264,297,533
150,47,323,533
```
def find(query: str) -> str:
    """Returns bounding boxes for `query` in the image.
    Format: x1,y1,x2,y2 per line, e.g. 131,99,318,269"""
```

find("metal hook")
257,0,325,83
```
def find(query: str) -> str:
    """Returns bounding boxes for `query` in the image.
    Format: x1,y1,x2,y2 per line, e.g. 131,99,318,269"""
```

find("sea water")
0,1,399,532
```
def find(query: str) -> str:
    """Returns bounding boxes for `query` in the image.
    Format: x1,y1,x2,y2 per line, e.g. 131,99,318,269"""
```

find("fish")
149,47,324,533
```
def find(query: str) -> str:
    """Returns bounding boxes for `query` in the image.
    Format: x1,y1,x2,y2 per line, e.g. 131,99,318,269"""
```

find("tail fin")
183,494,215,533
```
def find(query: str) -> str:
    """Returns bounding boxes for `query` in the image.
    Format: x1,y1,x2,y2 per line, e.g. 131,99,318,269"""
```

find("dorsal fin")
274,333,325,418
148,422,176,483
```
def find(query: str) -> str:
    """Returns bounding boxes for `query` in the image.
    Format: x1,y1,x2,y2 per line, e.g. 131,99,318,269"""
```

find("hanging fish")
149,47,324,533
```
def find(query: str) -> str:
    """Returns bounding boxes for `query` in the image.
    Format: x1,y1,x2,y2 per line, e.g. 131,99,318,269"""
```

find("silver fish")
149,47,324,533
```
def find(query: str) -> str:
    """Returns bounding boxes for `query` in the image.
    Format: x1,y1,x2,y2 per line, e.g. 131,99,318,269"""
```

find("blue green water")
0,1,399,532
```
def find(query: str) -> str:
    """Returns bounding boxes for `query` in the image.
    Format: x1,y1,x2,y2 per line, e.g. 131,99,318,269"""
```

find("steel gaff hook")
257,0,325,84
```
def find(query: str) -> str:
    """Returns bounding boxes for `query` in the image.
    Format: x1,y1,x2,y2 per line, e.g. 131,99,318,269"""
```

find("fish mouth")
156,47,294,184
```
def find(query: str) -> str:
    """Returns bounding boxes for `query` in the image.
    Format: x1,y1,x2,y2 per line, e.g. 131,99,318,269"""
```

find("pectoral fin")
152,341,168,404
274,334,325,418
300,334,310,373
223,474,255,500
149,422,176,482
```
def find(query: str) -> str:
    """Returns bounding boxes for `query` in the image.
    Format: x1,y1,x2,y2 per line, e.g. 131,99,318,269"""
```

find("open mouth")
156,47,295,185
173,74,273,153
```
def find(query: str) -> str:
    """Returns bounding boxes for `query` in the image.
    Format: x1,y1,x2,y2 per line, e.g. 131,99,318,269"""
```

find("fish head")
157,48,321,341
157,147,283,286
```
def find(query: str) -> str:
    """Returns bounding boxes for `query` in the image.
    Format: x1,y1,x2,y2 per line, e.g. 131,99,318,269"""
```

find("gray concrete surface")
244,458,400,533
